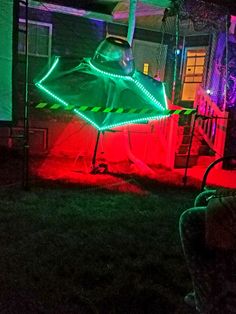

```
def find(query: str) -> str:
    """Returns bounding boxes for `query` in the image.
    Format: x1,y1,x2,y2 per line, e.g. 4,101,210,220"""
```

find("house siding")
16,7,107,153
18,7,106,84
52,13,106,58
17,7,106,110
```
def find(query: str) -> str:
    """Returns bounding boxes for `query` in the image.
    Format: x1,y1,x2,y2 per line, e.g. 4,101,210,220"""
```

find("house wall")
107,22,176,99
16,7,108,158
184,34,210,47
52,13,106,58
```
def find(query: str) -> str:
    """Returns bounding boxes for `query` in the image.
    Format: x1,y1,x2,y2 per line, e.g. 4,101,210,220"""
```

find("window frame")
181,47,208,101
18,19,52,58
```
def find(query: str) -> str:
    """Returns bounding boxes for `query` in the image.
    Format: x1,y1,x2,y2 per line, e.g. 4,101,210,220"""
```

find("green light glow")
74,109,100,129
133,79,165,110
36,57,169,131
37,79,169,130
38,57,59,84
36,83,69,107
37,82,101,129
89,59,166,112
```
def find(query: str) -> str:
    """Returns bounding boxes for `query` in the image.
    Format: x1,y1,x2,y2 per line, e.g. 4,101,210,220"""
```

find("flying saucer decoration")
35,36,169,131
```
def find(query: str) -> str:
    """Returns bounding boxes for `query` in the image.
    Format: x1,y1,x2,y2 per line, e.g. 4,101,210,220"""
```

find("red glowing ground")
33,155,236,193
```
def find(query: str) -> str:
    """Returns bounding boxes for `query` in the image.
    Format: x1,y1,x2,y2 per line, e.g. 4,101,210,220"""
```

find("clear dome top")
92,36,135,76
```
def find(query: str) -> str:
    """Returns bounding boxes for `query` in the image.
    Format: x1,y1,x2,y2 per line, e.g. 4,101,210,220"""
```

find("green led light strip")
88,59,132,79
73,109,100,129
36,83,69,107
132,79,166,110
38,57,59,84
36,57,170,131
34,87,169,130
36,82,101,129
88,59,167,111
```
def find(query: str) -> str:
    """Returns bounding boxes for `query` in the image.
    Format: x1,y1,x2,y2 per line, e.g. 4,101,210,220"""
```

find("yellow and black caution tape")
34,102,196,115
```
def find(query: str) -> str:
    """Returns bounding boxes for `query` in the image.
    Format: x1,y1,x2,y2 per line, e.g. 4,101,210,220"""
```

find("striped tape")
34,103,196,115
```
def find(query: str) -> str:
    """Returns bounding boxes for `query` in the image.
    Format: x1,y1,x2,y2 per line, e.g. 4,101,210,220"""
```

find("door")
181,48,207,101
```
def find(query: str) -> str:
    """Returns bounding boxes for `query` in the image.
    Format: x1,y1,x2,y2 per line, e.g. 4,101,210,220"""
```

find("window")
143,63,149,75
18,19,52,57
181,48,207,101
133,39,167,80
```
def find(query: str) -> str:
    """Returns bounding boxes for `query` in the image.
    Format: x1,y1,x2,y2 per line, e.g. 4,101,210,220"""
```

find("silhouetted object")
180,188,236,313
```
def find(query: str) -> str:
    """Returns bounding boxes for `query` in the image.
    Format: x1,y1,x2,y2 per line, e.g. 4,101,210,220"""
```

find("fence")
194,86,228,161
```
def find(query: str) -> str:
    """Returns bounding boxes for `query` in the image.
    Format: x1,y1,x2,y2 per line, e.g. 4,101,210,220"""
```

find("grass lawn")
0,153,200,313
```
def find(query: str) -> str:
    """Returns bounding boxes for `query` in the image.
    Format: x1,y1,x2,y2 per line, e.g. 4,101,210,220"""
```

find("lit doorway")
181,48,207,101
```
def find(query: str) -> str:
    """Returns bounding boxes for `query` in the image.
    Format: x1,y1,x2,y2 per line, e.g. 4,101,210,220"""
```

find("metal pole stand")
90,130,108,174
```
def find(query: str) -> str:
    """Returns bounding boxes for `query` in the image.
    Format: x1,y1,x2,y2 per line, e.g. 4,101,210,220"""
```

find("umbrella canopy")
35,36,169,131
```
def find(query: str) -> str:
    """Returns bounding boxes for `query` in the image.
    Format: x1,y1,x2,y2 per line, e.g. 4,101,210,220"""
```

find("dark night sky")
205,0,236,14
